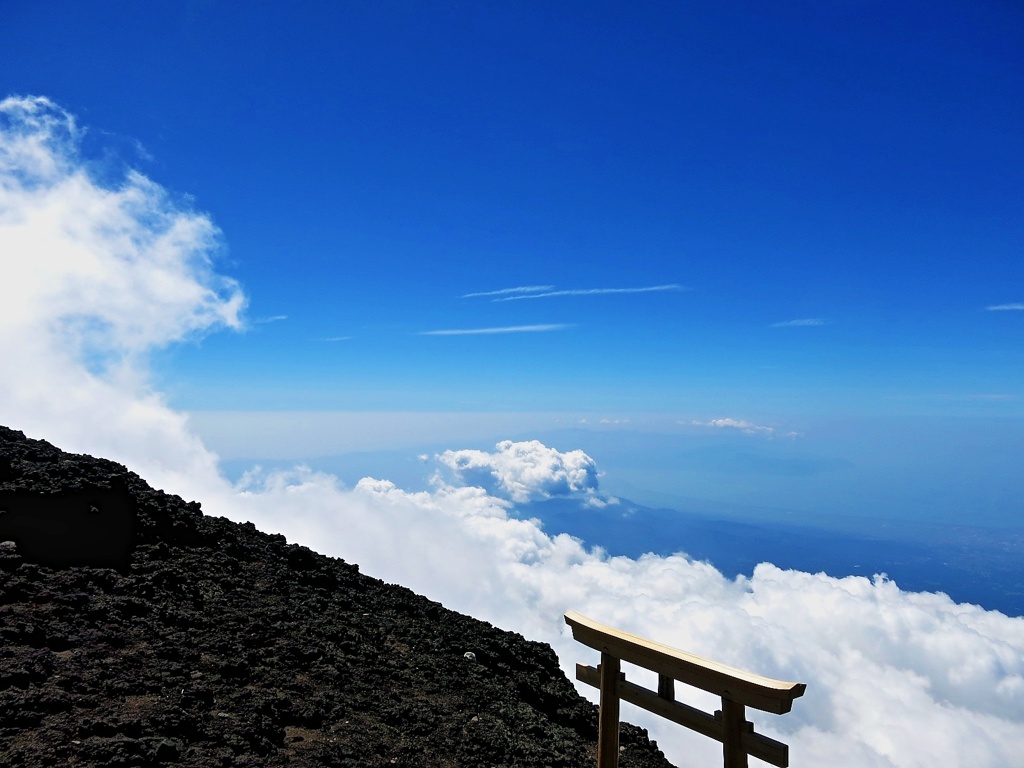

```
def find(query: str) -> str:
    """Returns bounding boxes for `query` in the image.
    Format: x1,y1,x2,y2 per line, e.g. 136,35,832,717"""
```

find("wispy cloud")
418,324,570,336
495,284,684,302
461,286,554,298
691,417,804,439
254,314,287,324
771,318,827,328
885,393,1017,403
986,303,1024,311
322,336,352,342
692,418,776,436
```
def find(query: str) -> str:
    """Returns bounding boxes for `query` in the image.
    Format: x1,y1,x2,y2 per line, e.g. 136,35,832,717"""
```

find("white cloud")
461,285,554,298
225,467,1024,768
771,318,827,327
693,417,776,436
495,284,684,301
0,95,243,491
418,324,570,335
436,439,600,503
4,98,1024,768
986,303,1024,311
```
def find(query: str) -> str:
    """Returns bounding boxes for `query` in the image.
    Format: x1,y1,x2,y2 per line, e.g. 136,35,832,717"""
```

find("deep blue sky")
3,1,1022,524
5,11,1024,758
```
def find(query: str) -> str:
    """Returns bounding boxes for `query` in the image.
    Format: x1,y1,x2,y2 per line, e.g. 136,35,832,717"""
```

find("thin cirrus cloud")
493,284,684,302
986,303,1024,311
461,286,555,298
771,318,827,327
418,324,571,336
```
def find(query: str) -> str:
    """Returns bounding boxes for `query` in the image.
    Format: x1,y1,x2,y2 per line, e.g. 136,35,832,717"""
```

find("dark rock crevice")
0,426,676,767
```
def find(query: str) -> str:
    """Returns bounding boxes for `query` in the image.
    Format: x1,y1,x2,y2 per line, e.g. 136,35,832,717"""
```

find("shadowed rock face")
0,487,135,571
0,426,675,768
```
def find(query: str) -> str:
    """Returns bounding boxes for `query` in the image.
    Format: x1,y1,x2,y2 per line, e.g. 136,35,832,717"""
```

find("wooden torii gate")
565,611,806,768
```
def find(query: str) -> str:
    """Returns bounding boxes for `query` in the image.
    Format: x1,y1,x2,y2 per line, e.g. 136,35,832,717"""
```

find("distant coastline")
519,496,1024,618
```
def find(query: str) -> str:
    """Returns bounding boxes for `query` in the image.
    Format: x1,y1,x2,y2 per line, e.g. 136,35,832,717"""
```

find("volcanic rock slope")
0,426,676,768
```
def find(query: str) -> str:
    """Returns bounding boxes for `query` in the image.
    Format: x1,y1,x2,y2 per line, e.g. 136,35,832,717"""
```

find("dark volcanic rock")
0,426,675,768
0,487,135,571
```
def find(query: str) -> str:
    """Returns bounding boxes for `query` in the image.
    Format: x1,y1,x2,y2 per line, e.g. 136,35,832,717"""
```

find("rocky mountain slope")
0,426,675,767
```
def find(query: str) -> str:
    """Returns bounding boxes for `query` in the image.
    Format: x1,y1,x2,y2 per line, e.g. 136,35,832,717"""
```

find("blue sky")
3,6,1024,763
3,1,1023,524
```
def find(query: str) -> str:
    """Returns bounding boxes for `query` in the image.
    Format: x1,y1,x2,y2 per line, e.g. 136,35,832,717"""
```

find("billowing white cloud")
0,95,243,491
694,417,776,436
436,439,600,502
4,98,1024,768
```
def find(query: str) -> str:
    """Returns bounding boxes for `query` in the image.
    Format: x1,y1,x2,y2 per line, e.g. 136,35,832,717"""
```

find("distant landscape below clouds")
198,423,1024,618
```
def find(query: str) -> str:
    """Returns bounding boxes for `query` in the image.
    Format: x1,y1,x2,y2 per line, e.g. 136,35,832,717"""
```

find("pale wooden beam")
565,611,805,715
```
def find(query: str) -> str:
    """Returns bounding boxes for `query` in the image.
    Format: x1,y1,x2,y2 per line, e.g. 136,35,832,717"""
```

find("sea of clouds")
2,96,1023,767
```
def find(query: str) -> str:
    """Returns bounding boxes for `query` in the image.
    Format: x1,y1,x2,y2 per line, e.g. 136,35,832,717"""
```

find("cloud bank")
0,95,243,490
3,98,1023,768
